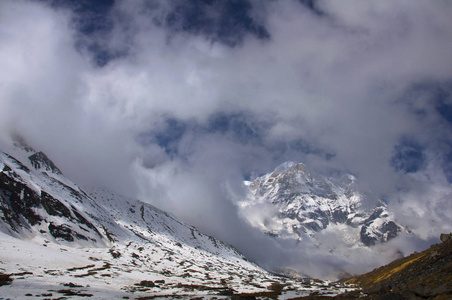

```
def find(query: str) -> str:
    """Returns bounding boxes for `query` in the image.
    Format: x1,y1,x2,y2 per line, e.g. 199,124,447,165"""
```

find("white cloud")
0,0,139,194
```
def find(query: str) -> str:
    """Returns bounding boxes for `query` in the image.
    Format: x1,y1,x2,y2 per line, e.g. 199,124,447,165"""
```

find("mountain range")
3,136,443,299
0,137,358,298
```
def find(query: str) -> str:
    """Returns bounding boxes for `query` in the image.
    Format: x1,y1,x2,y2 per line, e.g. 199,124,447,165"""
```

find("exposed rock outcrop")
440,232,452,243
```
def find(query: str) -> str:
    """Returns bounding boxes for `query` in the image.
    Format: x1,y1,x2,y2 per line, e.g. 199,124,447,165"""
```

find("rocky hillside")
285,235,452,299
0,148,104,245
240,162,402,246
344,234,452,299
0,136,243,255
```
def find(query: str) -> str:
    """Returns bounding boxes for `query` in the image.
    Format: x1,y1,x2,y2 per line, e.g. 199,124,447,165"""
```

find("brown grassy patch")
67,264,95,272
346,251,426,287
344,239,452,299
50,289,93,297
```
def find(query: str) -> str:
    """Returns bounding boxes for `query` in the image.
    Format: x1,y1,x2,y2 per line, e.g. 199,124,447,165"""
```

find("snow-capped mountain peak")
28,151,63,175
239,161,402,246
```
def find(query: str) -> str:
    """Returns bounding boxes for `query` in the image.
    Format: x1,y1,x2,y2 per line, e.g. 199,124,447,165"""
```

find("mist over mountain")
241,161,402,247
0,136,430,281
2,137,337,298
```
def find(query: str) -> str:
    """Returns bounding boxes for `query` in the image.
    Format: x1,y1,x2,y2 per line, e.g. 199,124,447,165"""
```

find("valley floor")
0,233,357,299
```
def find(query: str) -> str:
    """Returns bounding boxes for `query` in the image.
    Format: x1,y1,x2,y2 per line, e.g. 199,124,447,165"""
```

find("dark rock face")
137,280,155,287
360,222,399,246
331,209,349,224
41,191,72,217
28,151,62,174
0,169,43,231
360,208,401,246
48,223,76,242
48,223,92,242
0,153,102,243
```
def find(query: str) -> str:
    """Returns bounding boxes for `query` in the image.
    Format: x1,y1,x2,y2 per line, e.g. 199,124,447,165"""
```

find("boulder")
440,233,452,243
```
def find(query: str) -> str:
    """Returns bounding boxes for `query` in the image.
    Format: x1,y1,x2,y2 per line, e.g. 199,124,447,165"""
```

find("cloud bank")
1,0,452,278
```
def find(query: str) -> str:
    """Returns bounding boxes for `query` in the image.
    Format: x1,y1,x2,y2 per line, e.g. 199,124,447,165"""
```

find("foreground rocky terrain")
280,234,452,299
343,234,452,299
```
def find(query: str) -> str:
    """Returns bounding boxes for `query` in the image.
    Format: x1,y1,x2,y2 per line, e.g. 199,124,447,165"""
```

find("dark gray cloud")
1,0,452,278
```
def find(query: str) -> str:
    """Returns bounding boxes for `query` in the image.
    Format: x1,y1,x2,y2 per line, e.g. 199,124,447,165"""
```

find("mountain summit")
240,162,402,246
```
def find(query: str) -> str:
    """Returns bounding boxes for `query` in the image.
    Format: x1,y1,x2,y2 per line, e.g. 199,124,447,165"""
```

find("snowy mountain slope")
86,187,246,260
0,150,106,246
239,162,402,246
0,136,246,259
0,137,240,254
0,231,357,299
0,137,358,298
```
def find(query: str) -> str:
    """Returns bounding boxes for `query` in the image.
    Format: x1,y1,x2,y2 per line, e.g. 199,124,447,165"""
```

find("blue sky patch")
163,0,269,46
299,0,325,16
390,138,426,174
205,112,264,144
